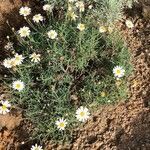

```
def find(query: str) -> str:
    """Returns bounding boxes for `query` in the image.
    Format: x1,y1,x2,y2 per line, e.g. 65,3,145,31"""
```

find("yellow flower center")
80,112,85,117
59,122,65,128
16,84,21,89
116,69,121,74
23,30,27,34
33,56,37,59
2,105,7,110
80,25,84,29
15,56,20,61
50,33,54,36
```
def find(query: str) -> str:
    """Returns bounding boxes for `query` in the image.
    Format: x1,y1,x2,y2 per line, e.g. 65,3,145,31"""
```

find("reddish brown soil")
124,15,150,107
0,1,150,150
70,102,150,150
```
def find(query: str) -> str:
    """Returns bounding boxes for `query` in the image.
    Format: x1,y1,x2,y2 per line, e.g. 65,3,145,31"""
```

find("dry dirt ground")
0,1,150,150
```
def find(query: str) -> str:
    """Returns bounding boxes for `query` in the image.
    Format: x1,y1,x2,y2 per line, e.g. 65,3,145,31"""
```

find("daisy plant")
47,30,58,39
33,14,44,23
55,118,68,131
3,0,133,144
113,66,125,79
3,53,24,69
76,106,90,122
18,26,31,38
19,6,31,17
12,80,25,92
43,4,54,12
30,53,41,63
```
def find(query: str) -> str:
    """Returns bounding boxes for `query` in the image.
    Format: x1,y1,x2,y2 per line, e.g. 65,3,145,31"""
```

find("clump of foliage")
3,0,133,143
42,0,138,22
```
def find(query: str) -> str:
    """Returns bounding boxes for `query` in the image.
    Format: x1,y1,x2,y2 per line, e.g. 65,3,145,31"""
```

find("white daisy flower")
10,58,18,67
76,106,90,122
33,14,44,23
31,144,43,150
125,19,134,28
30,53,41,63
113,66,125,78
77,23,85,31
99,26,107,33
3,58,13,68
12,80,25,91
13,53,24,65
19,6,31,17
0,100,11,115
75,1,85,12
55,118,67,130
18,26,31,38
47,30,58,39
43,4,54,12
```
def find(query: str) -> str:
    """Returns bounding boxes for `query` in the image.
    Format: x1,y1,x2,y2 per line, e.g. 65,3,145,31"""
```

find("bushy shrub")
3,0,133,142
